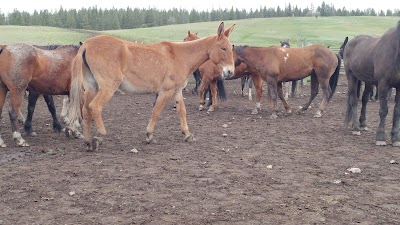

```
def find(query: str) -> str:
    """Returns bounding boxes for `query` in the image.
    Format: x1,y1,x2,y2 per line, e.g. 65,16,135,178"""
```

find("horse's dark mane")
234,45,248,53
34,44,80,51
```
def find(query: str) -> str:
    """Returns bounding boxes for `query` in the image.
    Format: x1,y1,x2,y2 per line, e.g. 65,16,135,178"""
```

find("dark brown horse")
66,22,236,151
234,44,341,118
0,44,80,147
341,20,400,146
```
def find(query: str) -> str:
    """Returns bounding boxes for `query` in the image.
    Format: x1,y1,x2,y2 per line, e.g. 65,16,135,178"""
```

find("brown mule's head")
209,22,235,80
183,31,200,42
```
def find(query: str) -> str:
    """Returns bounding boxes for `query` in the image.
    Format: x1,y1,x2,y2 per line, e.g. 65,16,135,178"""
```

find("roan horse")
0,43,80,147
234,43,341,118
341,20,400,146
66,22,236,151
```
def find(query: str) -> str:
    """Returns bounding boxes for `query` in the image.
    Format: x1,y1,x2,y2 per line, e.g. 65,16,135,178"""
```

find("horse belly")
119,79,155,94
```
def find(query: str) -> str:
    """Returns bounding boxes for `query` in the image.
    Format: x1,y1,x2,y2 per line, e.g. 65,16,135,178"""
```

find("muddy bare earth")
0,75,399,225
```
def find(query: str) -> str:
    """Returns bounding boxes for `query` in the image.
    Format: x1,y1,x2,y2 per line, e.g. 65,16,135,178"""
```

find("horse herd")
0,21,399,151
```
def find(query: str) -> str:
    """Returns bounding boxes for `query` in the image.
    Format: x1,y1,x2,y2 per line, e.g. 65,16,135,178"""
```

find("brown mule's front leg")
174,90,195,142
208,81,218,112
146,90,175,144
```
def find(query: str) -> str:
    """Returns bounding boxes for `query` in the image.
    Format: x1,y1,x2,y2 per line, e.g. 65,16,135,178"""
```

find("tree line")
1,2,399,30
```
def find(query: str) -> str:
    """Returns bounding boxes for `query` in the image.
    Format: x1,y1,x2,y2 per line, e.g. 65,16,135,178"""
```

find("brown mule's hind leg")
174,90,195,142
8,90,29,147
146,89,175,144
0,87,8,147
82,89,96,151
87,86,119,151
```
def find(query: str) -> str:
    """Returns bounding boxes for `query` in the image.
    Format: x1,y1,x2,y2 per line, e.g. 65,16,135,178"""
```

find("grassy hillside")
1,17,399,48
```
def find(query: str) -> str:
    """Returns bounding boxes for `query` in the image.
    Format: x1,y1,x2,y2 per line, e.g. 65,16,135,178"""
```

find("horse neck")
235,47,260,68
176,36,217,73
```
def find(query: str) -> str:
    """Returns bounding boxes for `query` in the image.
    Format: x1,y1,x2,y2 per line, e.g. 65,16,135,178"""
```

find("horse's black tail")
328,53,341,100
217,79,227,101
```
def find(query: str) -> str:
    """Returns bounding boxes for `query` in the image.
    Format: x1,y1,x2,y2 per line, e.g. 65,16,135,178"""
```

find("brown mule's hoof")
146,135,157,144
184,134,196,142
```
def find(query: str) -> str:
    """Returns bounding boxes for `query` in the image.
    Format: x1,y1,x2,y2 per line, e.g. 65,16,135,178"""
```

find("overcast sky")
0,0,398,14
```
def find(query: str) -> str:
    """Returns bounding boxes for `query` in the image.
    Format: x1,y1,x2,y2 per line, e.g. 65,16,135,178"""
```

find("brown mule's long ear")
188,30,190,36
224,23,236,37
217,22,225,39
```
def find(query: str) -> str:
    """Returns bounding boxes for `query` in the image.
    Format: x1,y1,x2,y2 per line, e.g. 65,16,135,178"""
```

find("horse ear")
79,41,83,46
195,32,198,35
344,37,349,45
224,23,236,37
188,30,190,35
217,22,225,39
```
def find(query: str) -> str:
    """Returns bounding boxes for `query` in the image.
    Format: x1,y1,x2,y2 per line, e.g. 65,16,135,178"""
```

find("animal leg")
248,76,253,101
391,87,400,146
86,83,119,151
375,82,389,146
291,80,298,98
43,94,63,132
284,82,290,100
251,74,263,114
208,81,218,112
314,77,330,118
267,80,278,119
174,90,195,142
0,87,7,147
146,89,175,144
24,89,40,136
359,83,373,130
277,82,291,114
198,80,208,111
60,95,70,123
299,74,318,114
8,91,29,147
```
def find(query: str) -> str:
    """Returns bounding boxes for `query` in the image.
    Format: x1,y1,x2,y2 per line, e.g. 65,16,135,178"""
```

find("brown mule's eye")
221,47,227,51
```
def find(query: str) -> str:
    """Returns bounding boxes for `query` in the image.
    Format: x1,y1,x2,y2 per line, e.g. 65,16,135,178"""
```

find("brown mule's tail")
66,49,85,130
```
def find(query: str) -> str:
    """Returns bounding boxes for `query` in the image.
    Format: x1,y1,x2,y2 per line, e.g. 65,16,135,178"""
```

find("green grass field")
1,16,399,48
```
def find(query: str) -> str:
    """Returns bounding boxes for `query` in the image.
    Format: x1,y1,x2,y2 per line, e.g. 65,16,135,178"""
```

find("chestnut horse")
0,44,80,147
341,20,400,146
66,22,235,151
234,44,341,118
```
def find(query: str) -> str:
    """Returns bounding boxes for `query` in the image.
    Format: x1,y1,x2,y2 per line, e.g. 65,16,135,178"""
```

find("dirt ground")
0,74,400,225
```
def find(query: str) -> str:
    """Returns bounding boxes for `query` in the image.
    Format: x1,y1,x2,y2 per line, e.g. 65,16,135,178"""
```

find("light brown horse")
0,44,80,147
234,44,341,118
66,22,236,151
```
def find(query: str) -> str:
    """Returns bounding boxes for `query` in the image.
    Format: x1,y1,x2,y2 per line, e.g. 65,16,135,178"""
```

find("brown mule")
66,22,236,151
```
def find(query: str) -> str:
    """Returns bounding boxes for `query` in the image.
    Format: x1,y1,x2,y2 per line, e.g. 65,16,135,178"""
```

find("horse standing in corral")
341,20,400,146
66,22,236,151
234,43,341,118
0,43,80,147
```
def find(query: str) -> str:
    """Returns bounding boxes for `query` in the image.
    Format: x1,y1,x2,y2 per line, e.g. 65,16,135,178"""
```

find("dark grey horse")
341,20,400,146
